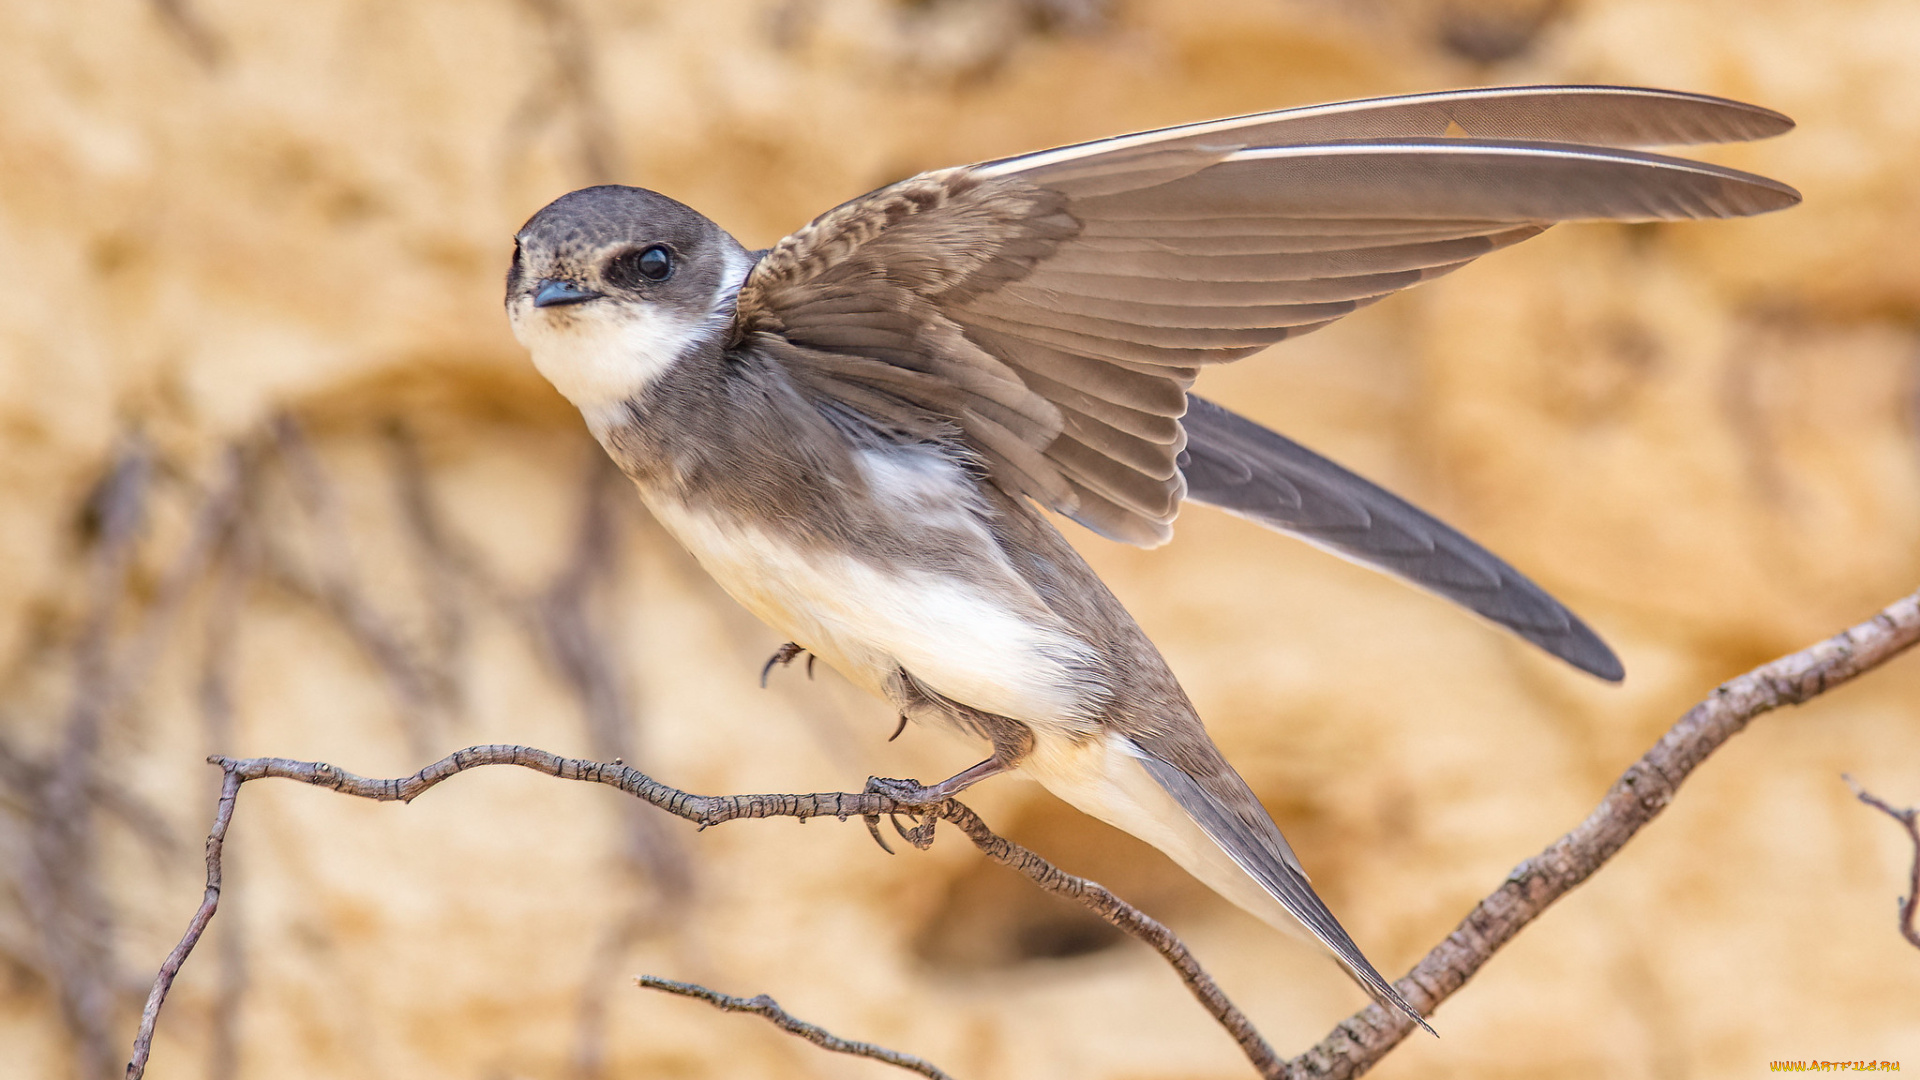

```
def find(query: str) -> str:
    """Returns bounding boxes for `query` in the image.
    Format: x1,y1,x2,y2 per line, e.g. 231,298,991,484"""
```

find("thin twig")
535,457,689,1078
933,799,1283,1072
127,585,1920,1080
149,746,1274,1076
126,768,240,1080
198,518,254,1080
379,438,694,1077
535,457,690,901
636,975,955,1080
1843,775,1920,950
516,0,621,184
1284,586,1920,1079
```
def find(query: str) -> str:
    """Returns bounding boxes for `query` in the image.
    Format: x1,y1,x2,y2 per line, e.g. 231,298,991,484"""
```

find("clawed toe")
863,775,942,806
861,776,942,852
759,643,814,688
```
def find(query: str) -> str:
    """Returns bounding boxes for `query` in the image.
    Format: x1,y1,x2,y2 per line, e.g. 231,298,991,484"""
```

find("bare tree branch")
926,798,1284,1072
1843,775,1920,950
1286,585,1920,1079
635,975,956,1080
126,585,1920,1080
126,768,240,1080
128,745,1270,1078
197,517,254,1080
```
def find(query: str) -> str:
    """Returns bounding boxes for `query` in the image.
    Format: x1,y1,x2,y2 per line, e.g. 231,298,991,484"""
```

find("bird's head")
506,185,752,424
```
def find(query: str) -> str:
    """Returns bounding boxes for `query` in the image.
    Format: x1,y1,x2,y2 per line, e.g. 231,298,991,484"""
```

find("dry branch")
122,745,1271,1079
636,975,956,1080
1844,775,1920,950
126,585,1920,1080
1287,585,1920,1078
126,768,240,1080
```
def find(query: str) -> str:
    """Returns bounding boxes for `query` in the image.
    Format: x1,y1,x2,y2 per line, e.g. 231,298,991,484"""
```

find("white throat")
510,245,752,433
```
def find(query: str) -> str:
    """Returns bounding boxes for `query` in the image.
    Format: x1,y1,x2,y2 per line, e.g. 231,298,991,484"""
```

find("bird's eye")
605,245,674,287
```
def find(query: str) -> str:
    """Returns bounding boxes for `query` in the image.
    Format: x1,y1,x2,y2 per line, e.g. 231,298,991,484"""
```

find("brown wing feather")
735,90,1798,551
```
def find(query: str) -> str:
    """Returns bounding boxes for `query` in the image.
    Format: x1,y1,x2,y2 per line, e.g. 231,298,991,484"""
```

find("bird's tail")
1023,730,1431,1032
1129,746,1432,1033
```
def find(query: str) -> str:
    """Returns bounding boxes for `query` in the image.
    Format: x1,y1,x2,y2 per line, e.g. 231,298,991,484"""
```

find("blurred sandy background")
2,0,1918,1077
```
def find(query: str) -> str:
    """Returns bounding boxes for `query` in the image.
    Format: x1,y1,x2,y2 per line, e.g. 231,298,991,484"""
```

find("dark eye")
605,244,673,287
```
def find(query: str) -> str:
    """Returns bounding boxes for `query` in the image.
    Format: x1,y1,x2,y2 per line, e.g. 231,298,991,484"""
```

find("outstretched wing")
731,85,1797,670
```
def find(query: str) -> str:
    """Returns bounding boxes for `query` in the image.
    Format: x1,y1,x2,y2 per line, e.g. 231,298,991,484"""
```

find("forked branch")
1285,586,1920,1078
127,585,1920,1080
1844,775,1920,950
124,746,1278,1079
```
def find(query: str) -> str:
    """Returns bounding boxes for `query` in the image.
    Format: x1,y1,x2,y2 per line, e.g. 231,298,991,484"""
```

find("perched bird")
505,86,1797,1027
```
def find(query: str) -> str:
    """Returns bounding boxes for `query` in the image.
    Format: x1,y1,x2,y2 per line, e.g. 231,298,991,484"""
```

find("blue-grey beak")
533,279,604,308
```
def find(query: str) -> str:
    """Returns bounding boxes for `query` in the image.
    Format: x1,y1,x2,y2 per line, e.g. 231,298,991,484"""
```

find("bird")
503,85,1797,1029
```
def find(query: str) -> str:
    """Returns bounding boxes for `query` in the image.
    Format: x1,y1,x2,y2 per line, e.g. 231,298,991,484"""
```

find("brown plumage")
505,85,1799,1028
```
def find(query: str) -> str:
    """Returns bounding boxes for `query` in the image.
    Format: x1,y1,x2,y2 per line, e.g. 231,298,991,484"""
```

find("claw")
759,642,806,688
889,812,937,850
887,714,908,742
862,814,896,855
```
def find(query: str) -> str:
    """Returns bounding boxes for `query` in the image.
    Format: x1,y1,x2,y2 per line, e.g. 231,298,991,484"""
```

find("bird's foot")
862,775,943,852
863,774,945,806
758,642,815,687
859,757,1009,853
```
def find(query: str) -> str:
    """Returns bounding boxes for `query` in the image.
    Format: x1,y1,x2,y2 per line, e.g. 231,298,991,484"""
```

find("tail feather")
1130,740,1434,1033
1019,726,1433,1031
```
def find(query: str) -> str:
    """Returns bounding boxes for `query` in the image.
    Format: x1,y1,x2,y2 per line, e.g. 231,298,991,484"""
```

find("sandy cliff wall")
2,1,1917,1077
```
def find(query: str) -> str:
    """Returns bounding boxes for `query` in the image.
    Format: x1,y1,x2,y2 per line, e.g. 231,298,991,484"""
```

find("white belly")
635,453,1100,729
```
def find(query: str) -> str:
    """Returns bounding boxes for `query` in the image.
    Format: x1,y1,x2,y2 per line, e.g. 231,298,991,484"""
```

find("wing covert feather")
729,86,1795,674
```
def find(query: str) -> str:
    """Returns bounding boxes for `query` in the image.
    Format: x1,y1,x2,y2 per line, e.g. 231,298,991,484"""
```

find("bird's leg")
864,719,1031,805
865,756,1014,851
862,699,1031,848
758,642,808,688
866,756,1012,805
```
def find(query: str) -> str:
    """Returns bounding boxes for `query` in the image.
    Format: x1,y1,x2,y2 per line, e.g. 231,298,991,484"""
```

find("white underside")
638,447,1100,731
641,447,1302,935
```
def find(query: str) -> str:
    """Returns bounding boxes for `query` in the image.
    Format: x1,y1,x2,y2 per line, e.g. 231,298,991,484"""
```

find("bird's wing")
977,83,1792,173
731,85,1796,666
1179,395,1623,679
